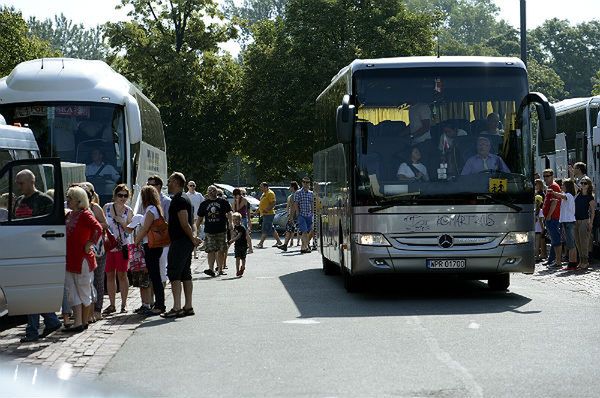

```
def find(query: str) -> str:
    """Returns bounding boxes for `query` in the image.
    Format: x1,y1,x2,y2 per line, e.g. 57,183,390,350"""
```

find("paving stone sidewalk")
529,260,600,297
0,254,207,380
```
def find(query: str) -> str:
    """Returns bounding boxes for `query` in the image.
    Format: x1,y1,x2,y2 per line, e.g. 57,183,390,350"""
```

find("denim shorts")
297,215,313,233
545,219,561,247
262,214,275,234
561,222,576,249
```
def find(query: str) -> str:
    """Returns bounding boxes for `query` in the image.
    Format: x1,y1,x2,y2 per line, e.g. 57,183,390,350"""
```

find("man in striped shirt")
294,177,314,254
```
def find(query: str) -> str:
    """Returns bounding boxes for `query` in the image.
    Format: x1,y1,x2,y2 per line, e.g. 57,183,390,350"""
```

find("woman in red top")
64,186,103,333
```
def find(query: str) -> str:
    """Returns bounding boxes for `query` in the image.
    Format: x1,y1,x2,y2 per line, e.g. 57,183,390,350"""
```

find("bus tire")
488,273,510,291
342,266,362,293
322,255,339,275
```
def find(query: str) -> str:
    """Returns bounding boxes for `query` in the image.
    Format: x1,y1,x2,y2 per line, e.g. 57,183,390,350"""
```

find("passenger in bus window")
397,147,429,181
461,136,510,175
13,169,54,219
408,102,431,145
438,123,466,178
479,113,503,136
85,148,120,182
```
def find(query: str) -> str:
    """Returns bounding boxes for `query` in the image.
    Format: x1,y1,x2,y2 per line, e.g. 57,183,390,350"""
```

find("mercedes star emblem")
438,234,454,248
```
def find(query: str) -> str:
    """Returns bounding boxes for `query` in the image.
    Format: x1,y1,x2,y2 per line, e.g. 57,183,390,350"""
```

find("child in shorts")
228,212,248,277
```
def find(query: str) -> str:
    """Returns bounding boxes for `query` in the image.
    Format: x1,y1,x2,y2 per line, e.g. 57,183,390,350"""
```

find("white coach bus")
315,56,555,292
0,58,167,316
0,58,168,205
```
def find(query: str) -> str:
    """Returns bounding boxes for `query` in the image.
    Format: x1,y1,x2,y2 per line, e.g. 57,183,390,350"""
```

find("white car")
213,182,260,214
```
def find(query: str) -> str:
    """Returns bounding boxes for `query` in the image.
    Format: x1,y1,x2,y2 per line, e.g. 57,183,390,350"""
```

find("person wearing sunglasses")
102,184,134,315
574,176,595,270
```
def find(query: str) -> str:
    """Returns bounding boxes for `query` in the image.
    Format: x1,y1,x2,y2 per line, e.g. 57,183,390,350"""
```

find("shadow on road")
279,268,535,318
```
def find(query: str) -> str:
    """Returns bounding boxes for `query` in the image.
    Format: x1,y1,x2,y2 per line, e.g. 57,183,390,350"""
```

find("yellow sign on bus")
489,178,508,193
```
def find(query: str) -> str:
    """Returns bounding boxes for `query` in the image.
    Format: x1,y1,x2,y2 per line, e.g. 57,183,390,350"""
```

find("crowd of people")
16,170,317,342
535,162,595,271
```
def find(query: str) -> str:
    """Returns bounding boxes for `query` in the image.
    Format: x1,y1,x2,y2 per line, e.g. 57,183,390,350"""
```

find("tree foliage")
105,0,239,189
0,7,59,77
593,70,600,96
28,14,107,60
529,19,600,97
237,0,438,180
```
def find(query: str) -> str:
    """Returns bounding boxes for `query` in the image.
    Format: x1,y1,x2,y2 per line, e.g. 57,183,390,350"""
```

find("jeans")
143,243,164,310
25,313,61,339
93,253,106,312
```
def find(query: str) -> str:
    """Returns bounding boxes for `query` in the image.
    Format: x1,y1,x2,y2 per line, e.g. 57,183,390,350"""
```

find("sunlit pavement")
0,253,208,381
2,240,600,394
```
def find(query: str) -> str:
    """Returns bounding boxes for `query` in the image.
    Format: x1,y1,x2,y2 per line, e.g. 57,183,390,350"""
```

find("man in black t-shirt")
162,172,200,319
196,185,233,277
14,169,53,219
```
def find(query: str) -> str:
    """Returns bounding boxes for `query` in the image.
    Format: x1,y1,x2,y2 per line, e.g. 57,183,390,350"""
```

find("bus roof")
319,56,526,101
0,125,39,152
553,97,600,116
0,58,157,112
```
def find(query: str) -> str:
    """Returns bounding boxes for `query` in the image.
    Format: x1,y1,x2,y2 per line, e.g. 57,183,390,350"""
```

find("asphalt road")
99,239,600,398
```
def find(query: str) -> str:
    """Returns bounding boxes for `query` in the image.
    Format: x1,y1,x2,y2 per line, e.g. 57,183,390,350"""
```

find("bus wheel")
488,273,510,291
342,266,362,293
322,255,339,275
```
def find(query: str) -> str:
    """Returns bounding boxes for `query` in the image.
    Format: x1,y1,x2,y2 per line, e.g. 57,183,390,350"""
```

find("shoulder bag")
148,215,170,248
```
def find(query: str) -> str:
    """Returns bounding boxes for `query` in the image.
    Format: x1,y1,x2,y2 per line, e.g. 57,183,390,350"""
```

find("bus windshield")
352,67,533,206
0,102,126,202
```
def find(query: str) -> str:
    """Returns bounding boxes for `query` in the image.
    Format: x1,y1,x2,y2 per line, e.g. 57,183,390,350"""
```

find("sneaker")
562,266,577,271
20,335,39,343
203,269,216,277
277,244,287,252
218,270,227,276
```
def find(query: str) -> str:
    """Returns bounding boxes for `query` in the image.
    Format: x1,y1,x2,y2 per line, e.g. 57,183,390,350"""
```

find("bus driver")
461,136,510,175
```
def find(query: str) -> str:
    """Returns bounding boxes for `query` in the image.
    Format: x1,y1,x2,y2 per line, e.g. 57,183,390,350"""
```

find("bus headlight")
352,233,391,246
500,232,530,245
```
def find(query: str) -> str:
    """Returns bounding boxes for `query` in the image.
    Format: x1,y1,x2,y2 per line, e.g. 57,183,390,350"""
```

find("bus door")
0,158,65,316
554,132,568,179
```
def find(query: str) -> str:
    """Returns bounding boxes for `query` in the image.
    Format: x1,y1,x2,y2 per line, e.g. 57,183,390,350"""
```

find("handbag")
128,243,146,271
148,216,170,248
104,228,118,252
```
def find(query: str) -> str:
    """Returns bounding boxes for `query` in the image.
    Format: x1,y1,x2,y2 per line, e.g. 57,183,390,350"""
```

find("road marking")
407,316,483,397
283,319,320,324
256,276,275,279
468,322,480,329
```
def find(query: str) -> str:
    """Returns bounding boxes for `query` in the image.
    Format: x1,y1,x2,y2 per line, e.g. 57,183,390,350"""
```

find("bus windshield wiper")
479,194,522,212
368,192,421,213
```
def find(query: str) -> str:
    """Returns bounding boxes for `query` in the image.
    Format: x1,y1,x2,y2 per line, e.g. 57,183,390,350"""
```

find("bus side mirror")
336,94,355,144
125,95,142,144
529,92,556,141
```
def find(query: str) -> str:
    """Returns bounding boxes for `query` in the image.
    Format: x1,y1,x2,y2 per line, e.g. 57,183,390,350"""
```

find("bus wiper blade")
479,194,522,212
368,192,421,213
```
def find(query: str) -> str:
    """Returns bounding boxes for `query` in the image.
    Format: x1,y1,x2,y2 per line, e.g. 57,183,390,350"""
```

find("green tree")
405,0,513,56
237,0,438,179
593,70,600,96
28,13,107,60
105,0,239,188
530,19,600,97
0,7,58,77
527,59,568,102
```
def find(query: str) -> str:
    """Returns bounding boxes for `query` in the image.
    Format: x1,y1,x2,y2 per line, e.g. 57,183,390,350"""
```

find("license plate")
426,259,466,269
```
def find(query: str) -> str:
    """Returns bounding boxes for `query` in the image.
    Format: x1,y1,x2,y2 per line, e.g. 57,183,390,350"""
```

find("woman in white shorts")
64,186,103,333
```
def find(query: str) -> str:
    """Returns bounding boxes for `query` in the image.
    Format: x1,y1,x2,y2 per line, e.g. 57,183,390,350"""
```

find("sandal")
254,244,264,249
182,307,195,317
102,305,116,315
120,306,127,313
161,308,184,318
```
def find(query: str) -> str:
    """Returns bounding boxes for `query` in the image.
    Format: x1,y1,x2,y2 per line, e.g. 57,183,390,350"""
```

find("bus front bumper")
351,243,534,276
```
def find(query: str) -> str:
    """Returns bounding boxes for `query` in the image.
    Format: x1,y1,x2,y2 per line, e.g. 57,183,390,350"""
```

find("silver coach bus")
314,56,555,292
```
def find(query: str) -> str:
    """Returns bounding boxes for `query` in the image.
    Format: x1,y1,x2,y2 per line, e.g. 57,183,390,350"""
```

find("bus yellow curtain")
357,107,409,126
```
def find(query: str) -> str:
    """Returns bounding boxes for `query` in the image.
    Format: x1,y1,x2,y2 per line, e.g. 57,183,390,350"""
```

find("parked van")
0,120,65,316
